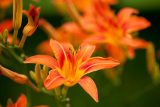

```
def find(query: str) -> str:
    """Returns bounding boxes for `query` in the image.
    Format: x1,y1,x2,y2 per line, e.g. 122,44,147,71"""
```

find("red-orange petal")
118,7,138,25
44,70,65,90
0,19,12,32
50,39,69,67
80,57,120,74
79,76,98,102
84,35,106,44
24,55,58,69
121,37,149,49
76,43,95,62
125,17,151,33
15,94,27,107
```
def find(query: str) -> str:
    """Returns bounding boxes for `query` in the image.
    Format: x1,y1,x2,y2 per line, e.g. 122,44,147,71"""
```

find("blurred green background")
0,0,160,107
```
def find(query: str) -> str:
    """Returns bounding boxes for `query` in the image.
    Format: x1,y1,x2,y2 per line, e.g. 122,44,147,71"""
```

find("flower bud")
13,0,23,30
0,65,28,84
23,5,40,36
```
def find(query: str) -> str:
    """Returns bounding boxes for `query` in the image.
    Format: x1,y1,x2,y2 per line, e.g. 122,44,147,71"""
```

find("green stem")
54,86,70,107
19,34,27,49
27,80,40,92
41,88,54,96
7,47,23,63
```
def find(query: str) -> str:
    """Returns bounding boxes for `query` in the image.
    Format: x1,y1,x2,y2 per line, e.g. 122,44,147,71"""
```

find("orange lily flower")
37,19,94,55
84,6,150,63
7,94,48,107
24,39,120,102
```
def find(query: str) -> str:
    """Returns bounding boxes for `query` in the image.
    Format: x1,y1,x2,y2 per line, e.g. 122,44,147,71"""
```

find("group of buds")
12,0,40,48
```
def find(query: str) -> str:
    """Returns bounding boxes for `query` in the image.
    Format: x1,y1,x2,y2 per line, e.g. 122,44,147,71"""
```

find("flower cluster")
0,0,159,107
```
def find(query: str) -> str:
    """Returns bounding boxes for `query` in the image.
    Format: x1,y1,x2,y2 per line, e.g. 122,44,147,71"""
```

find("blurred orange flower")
0,20,19,44
7,94,27,107
37,19,91,55
6,94,48,107
53,0,116,14
84,6,150,63
0,20,12,32
24,39,119,102
0,0,12,9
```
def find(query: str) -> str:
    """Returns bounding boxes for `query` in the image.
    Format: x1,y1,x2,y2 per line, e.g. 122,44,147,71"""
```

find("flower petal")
76,43,95,62
84,35,107,44
15,94,27,107
24,55,58,69
118,7,138,23
105,44,126,64
125,17,151,33
79,76,98,102
50,39,70,67
0,65,28,84
121,37,149,49
80,57,120,74
44,70,65,90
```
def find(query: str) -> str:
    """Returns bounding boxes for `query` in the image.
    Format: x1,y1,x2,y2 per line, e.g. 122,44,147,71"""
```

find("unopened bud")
13,0,23,30
3,29,8,43
29,70,36,81
23,5,40,36
0,65,28,84
35,64,42,85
